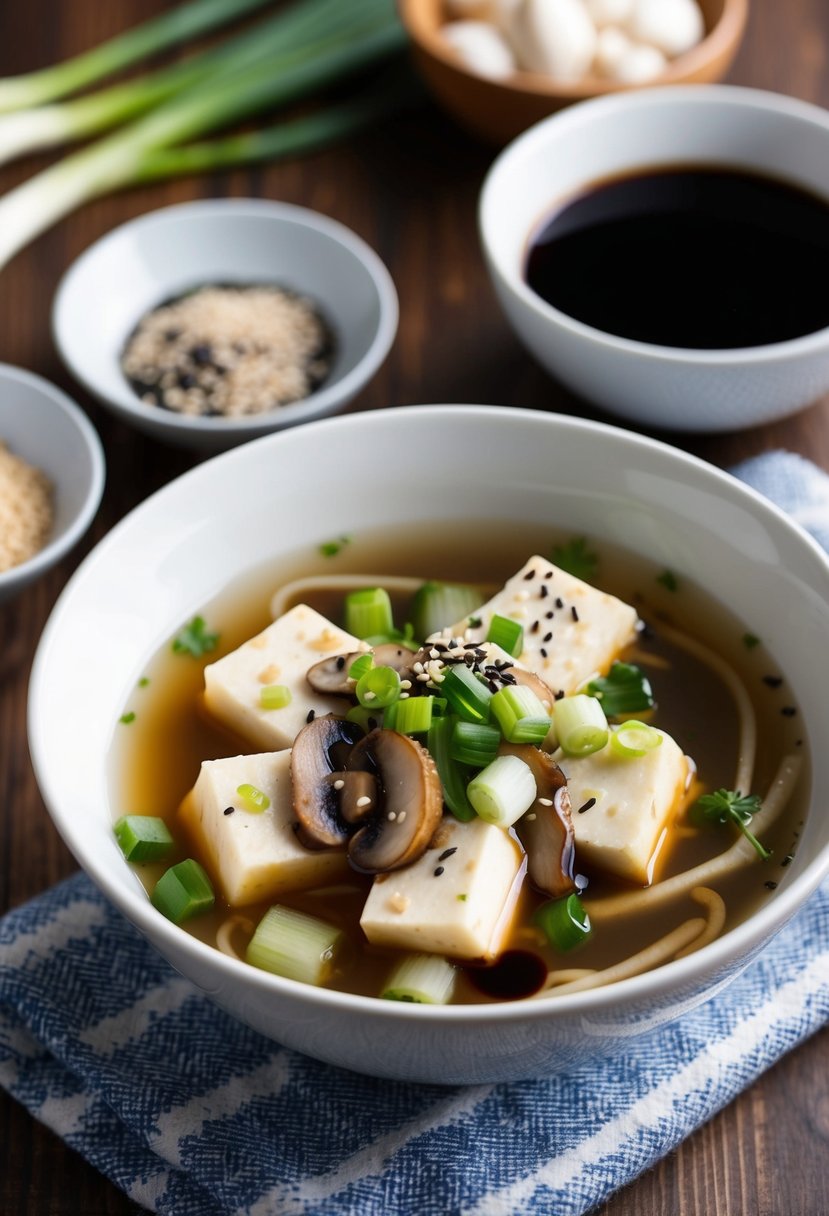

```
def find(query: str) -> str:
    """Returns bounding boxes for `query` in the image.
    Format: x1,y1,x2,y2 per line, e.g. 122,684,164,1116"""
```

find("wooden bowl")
399,0,749,144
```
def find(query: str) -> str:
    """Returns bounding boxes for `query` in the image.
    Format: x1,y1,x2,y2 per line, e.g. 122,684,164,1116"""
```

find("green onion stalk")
0,0,358,165
0,0,406,270
0,0,276,114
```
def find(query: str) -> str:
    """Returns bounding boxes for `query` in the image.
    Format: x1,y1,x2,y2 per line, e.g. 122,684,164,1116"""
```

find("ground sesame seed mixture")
0,441,53,573
121,283,335,418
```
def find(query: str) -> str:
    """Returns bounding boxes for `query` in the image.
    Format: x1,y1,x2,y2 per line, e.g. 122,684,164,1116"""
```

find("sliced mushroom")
305,651,365,697
501,743,577,898
291,715,365,849
372,643,419,678
336,770,378,824
346,729,443,873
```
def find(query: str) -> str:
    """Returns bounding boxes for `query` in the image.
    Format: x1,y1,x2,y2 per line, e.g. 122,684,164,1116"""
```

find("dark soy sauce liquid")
525,165,829,349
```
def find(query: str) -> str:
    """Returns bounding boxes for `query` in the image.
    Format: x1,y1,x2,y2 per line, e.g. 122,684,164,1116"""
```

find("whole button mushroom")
626,0,705,58
507,0,598,80
593,25,636,77
584,0,634,27
441,19,517,78
611,39,667,81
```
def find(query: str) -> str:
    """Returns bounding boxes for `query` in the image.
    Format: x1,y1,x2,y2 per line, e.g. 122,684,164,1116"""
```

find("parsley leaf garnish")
656,569,679,592
742,632,761,650
586,661,654,717
551,537,598,582
319,534,351,558
691,788,770,860
172,615,219,658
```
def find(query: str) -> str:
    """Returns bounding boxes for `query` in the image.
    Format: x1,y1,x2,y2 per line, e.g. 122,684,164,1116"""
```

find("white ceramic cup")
480,85,829,431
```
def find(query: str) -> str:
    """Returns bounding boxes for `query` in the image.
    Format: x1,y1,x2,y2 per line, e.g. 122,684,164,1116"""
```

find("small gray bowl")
52,199,399,452
0,364,105,604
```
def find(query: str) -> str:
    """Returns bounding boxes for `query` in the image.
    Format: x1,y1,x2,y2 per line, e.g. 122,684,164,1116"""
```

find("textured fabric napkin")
2,451,829,1216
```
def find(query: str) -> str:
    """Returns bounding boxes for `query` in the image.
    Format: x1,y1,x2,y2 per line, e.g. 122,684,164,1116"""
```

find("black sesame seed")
434,866,445,877
543,631,553,643
530,620,540,634
764,881,778,890
545,570,554,579
524,569,536,580
223,806,235,816
545,610,555,620
555,689,565,700
578,797,596,814
438,847,458,862
781,854,793,867
540,584,549,599
540,647,548,658
555,597,564,609
571,606,580,622
781,706,797,717
306,709,316,723
762,675,783,688
335,655,346,670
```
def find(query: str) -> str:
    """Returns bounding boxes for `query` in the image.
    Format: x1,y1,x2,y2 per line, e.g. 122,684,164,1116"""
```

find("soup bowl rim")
27,403,829,1030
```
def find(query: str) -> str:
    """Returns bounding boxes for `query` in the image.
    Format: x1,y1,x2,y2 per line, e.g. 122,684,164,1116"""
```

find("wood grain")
1,1,828,1212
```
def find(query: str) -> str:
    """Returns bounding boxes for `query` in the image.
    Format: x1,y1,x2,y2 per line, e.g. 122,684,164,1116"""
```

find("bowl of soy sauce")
479,85,829,432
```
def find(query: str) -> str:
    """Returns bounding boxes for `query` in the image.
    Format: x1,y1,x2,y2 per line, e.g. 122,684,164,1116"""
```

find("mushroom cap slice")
502,743,577,898
305,651,364,697
291,715,365,849
347,729,444,873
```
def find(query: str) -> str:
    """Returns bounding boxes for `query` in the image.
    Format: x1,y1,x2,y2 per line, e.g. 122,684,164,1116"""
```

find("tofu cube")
559,729,688,884
453,554,639,696
181,750,347,906
360,817,525,959
203,604,367,750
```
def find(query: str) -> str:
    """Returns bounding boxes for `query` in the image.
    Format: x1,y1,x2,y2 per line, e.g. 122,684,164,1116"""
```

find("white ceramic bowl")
28,405,829,1084
480,85,829,432
52,199,398,451
0,364,105,604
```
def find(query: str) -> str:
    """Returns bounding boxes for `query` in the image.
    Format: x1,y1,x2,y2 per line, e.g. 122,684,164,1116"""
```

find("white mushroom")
625,0,705,58
609,39,667,82
507,0,598,80
441,19,518,79
584,0,634,27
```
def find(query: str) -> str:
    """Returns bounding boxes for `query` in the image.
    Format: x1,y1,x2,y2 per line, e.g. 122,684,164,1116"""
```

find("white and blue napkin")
2,451,828,1216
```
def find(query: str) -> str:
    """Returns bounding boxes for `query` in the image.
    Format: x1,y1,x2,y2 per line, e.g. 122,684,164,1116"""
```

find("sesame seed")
545,611,554,620
545,570,553,579
400,679,412,690
356,795,372,808
781,706,797,717
333,779,345,790
543,631,553,643
438,847,458,862
397,811,407,823
555,597,564,609
540,584,549,599
540,647,548,658
306,709,316,723
530,620,540,634
578,797,596,814
762,675,783,688
764,881,778,890
434,866,445,877
335,655,346,670
537,797,553,806
223,806,235,816
388,811,397,821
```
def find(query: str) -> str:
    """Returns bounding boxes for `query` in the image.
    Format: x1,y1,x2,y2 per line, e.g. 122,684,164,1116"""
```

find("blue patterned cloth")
2,451,829,1216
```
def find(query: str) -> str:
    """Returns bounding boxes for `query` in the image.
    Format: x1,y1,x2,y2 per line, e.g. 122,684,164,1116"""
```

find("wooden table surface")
1,1,828,1212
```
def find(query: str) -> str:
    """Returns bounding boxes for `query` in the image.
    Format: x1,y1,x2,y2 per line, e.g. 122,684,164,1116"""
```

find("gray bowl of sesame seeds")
0,364,105,603
52,199,399,451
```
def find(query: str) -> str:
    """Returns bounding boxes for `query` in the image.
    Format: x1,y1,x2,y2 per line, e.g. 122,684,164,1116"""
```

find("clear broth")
111,520,808,1003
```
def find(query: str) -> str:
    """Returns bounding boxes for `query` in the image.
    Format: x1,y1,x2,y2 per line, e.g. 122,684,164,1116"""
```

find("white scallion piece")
467,754,537,827
246,905,343,986
381,954,457,1004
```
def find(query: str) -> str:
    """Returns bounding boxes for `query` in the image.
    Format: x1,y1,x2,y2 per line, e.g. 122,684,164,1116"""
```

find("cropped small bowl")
52,199,398,452
480,85,829,432
399,0,747,145
28,404,829,1084
0,364,104,604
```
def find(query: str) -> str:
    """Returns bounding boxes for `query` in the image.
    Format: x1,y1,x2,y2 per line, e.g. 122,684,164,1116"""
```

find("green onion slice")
535,893,592,952
348,653,374,680
467,754,537,828
427,714,476,822
344,587,394,640
441,663,492,724
356,664,401,709
381,953,457,1004
410,581,484,641
391,695,434,735
609,720,663,759
585,661,654,718
490,684,551,745
260,683,292,710
114,814,174,862
151,859,214,924
246,904,343,986
486,613,524,658
554,694,609,756
236,783,270,814
449,719,501,769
